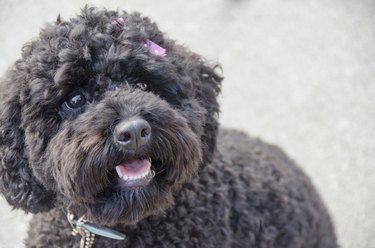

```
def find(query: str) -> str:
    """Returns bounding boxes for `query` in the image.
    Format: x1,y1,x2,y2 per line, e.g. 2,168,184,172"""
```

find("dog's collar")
63,209,126,247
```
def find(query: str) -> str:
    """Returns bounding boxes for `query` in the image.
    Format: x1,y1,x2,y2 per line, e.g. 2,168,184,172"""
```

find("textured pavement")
0,0,374,247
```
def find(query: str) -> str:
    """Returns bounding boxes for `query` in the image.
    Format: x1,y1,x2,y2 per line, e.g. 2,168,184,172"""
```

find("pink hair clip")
144,40,166,57
111,18,166,57
112,17,125,28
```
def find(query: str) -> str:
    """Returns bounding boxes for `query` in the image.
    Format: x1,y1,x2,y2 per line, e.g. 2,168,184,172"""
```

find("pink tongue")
117,159,151,177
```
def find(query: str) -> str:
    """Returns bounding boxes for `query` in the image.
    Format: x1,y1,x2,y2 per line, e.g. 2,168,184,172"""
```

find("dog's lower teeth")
120,169,154,182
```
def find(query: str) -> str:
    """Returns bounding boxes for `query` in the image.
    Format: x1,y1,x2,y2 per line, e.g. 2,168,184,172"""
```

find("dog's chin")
68,159,175,227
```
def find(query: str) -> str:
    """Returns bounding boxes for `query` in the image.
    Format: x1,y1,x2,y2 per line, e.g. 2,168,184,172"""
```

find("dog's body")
26,130,336,248
0,7,337,248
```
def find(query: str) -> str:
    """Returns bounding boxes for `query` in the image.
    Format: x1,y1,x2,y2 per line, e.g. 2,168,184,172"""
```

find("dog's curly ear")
172,46,223,164
194,60,222,164
0,71,54,213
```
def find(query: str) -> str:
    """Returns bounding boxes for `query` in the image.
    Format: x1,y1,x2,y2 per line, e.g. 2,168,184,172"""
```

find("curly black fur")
0,6,337,247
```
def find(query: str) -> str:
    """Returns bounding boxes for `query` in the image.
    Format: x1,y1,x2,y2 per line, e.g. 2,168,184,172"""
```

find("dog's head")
0,7,221,226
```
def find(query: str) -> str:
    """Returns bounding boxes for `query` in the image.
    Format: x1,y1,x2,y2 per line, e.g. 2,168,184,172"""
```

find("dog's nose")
114,118,151,149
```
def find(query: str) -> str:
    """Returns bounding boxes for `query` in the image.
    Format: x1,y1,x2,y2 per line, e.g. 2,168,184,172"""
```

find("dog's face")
0,7,221,226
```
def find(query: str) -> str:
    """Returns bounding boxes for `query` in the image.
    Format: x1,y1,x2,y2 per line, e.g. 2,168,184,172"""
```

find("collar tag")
81,221,126,240
66,210,126,241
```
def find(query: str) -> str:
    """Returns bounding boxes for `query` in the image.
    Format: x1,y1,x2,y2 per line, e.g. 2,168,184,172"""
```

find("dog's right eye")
64,91,87,109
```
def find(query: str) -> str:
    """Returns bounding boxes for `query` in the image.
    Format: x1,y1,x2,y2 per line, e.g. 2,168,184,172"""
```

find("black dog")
0,7,337,247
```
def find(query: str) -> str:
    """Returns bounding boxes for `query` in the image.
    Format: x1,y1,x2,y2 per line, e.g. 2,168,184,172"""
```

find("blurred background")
0,0,374,247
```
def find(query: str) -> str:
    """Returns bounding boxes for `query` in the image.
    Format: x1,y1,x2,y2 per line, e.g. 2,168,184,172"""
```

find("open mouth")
115,158,155,187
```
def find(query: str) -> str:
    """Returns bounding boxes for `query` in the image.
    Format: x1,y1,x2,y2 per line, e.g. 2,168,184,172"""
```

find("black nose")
114,118,151,149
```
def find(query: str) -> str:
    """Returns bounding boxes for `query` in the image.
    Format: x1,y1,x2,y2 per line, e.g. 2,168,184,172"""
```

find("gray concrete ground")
0,0,374,247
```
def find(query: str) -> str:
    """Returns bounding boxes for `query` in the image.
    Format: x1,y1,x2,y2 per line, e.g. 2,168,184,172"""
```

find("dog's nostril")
119,132,132,142
141,128,150,138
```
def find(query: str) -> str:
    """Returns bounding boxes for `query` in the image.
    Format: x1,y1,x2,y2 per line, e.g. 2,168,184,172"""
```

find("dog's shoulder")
188,127,338,247
214,127,303,179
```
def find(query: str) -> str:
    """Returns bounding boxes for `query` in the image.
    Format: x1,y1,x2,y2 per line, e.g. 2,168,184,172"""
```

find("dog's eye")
64,91,87,109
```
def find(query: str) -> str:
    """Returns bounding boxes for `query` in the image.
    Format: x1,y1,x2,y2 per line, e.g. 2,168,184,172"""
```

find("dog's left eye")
64,91,87,109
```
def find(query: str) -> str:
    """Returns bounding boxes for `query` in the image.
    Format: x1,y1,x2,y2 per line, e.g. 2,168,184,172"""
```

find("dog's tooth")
115,166,124,178
150,170,156,178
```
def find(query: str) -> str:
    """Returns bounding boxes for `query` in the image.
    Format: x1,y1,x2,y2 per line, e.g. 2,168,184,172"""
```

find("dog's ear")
194,59,223,164
171,45,223,164
0,71,54,213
